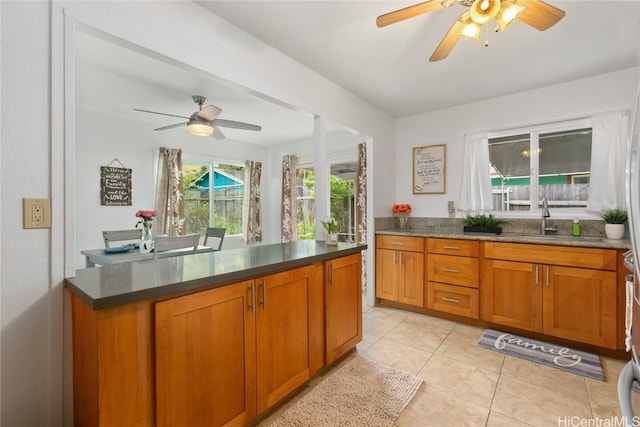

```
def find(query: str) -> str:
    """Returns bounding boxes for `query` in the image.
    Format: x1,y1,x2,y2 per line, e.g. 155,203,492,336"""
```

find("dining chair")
102,229,142,248
203,227,226,251
153,234,200,260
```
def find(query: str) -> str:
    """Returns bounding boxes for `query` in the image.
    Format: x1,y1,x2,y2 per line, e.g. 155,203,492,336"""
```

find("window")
295,161,357,241
182,159,245,236
489,120,592,212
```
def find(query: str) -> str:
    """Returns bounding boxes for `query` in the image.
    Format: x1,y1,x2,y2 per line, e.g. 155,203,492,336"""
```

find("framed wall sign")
100,166,132,205
413,144,446,194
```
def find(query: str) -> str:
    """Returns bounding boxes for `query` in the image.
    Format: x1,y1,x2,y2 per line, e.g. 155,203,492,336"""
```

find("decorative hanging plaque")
100,166,132,206
413,144,446,194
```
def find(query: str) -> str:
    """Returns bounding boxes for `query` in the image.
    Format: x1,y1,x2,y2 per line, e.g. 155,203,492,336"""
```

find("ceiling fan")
376,0,566,61
134,95,262,139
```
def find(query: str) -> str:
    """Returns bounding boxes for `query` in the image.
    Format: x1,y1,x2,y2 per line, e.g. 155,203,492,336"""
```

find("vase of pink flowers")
135,209,157,253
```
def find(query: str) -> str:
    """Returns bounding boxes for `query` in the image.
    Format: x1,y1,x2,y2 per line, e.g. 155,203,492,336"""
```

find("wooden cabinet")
154,263,324,425
375,235,425,307
482,242,617,348
325,253,363,365
426,238,480,319
155,280,257,426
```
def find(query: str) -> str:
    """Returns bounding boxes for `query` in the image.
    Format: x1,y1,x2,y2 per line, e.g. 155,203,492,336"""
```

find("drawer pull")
391,241,406,246
442,297,460,304
442,268,460,273
442,245,460,250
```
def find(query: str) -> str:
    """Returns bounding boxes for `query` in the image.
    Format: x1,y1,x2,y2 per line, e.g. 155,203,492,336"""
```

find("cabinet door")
398,250,425,307
375,248,399,301
543,265,617,348
255,266,317,414
481,259,542,331
155,280,257,427
325,253,363,365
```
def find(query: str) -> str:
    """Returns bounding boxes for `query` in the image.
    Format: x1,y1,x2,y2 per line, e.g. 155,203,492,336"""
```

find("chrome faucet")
541,197,557,235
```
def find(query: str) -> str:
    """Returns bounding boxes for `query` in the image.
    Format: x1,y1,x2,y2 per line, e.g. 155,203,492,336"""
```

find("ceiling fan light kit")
377,0,565,61
134,95,261,139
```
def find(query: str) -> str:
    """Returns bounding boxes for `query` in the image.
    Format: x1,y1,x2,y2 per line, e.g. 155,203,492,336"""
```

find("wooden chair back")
153,234,200,260
203,227,226,251
102,229,142,248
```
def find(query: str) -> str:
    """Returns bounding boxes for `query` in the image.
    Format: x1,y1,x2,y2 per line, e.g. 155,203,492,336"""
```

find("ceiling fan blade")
153,122,187,131
376,0,450,28
212,127,226,140
515,0,565,31
213,119,262,131
429,11,466,62
133,108,190,120
197,105,223,122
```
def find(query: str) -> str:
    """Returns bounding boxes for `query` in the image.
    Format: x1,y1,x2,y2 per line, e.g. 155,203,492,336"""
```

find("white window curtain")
457,132,493,212
154,147,185,236
242,160,263,244
281,154,298,242
587,110,630,212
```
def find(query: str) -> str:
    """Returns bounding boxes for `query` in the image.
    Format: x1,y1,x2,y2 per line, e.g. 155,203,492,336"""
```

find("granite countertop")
376,227,631,250
66,241,367,310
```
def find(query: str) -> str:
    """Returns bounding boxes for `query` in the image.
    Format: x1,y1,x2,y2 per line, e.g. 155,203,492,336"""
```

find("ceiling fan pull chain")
484,23,489,47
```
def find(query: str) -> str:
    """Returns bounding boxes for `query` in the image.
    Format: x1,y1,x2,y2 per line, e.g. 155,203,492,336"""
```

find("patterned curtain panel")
243,160,263,244
356,142,368,292
281,154,298,242
154,147,185,236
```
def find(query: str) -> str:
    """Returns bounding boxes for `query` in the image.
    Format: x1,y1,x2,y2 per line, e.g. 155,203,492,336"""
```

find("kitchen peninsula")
65,241,366,426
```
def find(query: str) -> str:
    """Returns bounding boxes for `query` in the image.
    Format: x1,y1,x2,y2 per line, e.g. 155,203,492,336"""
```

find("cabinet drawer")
428,238,479,257
426,282,479,319
376,235,424,252
428,254,479,288
483,242,617,271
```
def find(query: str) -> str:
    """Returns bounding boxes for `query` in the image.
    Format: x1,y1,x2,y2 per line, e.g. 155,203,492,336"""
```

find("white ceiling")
199,0,640,117
76,1,640,146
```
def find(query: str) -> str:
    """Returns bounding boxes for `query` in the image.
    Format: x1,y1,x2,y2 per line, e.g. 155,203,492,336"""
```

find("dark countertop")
66,241,367,310
376,228,631,250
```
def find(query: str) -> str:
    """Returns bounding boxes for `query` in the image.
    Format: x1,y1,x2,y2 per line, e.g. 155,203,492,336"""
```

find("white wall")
396,67,640,218
1,1,395,425
75,107,270,269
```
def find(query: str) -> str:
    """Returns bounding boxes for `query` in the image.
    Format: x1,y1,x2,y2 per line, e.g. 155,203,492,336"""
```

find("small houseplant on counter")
392,203,412,229
321,217,339,245
462,213,506,235
600,208,627,239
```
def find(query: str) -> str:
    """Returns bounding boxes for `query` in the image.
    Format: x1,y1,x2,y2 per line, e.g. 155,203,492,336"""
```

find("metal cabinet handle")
328,263,333,285
248,281,255,312
442,245,460,250
535,265,539,285
442,297,460,304
546,266,550,287
260,280,266,309
399,252,403,266
393,251,397,265
391,241,406,246
443,268,460,273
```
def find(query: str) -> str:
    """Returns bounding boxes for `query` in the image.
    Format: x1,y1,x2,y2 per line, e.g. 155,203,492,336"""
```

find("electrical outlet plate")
23,198,51,229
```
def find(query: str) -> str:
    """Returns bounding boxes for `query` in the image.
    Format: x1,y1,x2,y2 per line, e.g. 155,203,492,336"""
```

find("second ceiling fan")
134,95,262,139
376,0,566,61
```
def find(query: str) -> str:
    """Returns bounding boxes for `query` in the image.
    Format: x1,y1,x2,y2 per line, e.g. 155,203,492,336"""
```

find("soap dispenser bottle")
572,219,581,237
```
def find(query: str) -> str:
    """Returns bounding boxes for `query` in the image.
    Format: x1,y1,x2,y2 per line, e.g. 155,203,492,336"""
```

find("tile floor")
260,301,640,427
358,303,640,427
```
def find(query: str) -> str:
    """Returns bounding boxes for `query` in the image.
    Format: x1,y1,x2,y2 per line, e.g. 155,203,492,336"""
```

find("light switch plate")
23,198,51,229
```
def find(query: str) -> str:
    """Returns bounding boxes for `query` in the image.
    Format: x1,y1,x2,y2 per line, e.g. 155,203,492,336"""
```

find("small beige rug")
269,356,423,427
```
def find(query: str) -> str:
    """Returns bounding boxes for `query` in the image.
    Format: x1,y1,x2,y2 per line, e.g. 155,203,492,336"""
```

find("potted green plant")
462,213,506,235
600,208,627,239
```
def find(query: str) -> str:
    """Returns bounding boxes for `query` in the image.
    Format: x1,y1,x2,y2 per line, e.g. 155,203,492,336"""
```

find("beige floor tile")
384,319,452,353
363,336,431,375
587,357,640,419
485,411,533,427
355,332,380,353
492,375,592,427
395,384,489,427
362,308,406,337
435,329,505,374
417,354,499,409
